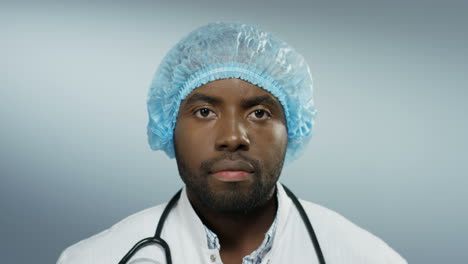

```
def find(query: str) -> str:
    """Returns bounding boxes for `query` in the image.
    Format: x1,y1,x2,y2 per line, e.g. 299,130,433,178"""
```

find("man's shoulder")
298,199,407,264
57,203,168,264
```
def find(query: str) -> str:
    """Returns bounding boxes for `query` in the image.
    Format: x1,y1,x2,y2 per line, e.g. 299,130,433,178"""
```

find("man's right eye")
194,108,215,118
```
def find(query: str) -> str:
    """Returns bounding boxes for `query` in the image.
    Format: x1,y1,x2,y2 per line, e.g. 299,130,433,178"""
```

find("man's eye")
195,108,215,118
249,109,271,119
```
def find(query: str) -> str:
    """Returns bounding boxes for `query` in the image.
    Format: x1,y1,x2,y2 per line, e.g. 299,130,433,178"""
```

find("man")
58,22,407,263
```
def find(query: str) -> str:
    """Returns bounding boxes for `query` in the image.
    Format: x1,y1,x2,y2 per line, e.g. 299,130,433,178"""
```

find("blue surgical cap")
147,22,316,164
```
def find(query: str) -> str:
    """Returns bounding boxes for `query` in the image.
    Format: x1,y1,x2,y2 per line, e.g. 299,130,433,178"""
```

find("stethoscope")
119,184,326,264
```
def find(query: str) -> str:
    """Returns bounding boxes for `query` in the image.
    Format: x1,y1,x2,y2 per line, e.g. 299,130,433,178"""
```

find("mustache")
200,152,262,174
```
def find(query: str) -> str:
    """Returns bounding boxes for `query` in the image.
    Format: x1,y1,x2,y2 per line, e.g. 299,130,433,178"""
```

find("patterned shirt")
203,198,279,264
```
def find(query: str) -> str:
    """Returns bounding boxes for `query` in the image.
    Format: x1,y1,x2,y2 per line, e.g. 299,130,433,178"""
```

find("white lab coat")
57,183,407,264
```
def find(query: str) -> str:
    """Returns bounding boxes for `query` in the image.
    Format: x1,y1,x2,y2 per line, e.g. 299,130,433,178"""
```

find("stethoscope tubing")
282,185,326,264
119,190,181,264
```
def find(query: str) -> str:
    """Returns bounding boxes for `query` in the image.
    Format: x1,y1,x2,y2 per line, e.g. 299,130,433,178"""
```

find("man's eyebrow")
184,93,222,106
242,94,282,110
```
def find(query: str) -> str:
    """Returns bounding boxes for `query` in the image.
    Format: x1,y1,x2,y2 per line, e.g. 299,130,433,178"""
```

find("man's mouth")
212,170,252,182
209,159,255,182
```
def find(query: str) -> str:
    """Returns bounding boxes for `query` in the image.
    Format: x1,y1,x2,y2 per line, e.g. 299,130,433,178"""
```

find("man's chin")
205,198,259,214
200,186,274,214
185,176,277,214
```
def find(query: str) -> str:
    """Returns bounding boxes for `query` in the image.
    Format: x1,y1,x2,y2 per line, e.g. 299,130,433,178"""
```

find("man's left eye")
249,109,271,119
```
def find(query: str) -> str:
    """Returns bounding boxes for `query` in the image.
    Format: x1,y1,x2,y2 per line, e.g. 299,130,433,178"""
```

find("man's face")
173,78,288,214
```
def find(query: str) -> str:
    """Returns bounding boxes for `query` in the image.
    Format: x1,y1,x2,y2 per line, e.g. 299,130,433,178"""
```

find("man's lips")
209,159,255,182
212,171,252,182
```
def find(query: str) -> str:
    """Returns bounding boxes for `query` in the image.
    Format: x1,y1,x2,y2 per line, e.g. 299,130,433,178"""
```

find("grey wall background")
1,0,467,263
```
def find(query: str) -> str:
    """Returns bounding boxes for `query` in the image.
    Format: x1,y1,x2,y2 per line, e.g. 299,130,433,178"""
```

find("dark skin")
173,78,288,264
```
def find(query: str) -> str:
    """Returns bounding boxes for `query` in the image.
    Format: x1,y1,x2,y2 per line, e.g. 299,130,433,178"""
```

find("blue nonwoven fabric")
147,22,316,164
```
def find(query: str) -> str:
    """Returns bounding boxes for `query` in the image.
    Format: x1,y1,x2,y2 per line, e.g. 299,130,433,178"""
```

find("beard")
175,151,286,214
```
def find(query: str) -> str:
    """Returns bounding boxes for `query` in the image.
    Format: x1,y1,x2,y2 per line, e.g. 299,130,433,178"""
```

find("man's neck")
186,186,278,256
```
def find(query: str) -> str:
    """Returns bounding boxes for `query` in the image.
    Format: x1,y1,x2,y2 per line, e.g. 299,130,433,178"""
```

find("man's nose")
214,115,250,152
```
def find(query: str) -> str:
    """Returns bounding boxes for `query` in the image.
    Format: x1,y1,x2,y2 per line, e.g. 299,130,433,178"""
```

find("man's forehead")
184,78,278,102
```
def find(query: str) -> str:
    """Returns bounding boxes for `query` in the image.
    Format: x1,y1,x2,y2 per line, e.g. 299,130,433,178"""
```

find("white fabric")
57,183,407,264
